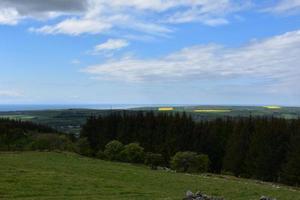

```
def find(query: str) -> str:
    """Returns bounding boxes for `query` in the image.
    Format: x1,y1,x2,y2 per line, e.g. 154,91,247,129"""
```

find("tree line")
0,118,74,151
80,111,300,186
78,138,210,173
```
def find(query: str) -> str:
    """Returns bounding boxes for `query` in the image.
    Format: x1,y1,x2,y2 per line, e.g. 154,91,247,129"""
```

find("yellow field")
263,106,281,109
194,109,231,113
158,107,174,111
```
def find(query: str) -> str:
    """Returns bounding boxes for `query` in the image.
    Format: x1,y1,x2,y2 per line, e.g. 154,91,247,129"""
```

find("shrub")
195,154,210,173
145,152,164,170
171,151,210,173
96,150,107,160
30,134,73,151
76,137,93,156
120,143,144,163
0,129,28,151
104,140,124,161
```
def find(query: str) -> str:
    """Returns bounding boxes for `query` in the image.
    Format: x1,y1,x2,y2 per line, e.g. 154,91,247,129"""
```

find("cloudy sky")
0,0,300,105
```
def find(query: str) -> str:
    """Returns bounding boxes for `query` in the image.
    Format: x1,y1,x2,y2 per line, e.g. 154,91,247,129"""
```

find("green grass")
0,152,299,200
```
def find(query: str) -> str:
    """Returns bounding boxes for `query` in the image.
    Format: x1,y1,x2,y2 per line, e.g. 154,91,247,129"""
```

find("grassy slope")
0,152,299,200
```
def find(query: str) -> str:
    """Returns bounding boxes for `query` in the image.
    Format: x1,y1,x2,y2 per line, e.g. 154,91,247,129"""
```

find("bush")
171,151,210,173
0,129,28,151
120,143,144,163
145,152,164,170
96,150,107,160
76,137,93,156
30,134,74,151
195,154,210,173
104,140,124,161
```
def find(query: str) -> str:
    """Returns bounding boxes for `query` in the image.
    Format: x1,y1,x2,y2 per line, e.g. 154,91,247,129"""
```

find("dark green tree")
104,140,124,161
120,143,145,163
171,151,210,173
145,153,164,170
282,133,300,185
76,137,93,156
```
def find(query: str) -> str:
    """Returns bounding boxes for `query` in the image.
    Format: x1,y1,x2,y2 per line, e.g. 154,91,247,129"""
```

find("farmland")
0,106,299,134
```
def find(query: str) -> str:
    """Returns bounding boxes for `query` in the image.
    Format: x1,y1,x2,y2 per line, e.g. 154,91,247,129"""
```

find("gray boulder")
260,196,277,200
183,191,224,200
183,191,278,200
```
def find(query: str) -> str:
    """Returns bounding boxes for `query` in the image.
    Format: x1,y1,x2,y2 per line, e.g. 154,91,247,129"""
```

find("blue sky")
0,0,300,105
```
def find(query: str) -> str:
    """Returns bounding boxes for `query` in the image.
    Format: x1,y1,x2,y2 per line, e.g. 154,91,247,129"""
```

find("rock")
183,191,276,200
182,190,195,200
195,197,205,200
183,191,224,200
186,190,194,197
260,196,276,200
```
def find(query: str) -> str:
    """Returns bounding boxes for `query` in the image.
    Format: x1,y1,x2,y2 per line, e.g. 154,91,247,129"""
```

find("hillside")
0,152,299,200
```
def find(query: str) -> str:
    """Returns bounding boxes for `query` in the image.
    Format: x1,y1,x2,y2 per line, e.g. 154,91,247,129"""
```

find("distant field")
263,106,282,109
0,115,35,120
193,109,231,113
0,152,299,200
158,107,174,111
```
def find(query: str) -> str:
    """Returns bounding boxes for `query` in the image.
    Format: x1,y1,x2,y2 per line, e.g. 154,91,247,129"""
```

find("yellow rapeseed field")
194,109,231,113
158,107,174,111
263,106,281,109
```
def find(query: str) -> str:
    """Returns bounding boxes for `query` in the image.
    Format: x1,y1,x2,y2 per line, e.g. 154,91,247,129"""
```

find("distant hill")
135,105,300,120
0,106,299,134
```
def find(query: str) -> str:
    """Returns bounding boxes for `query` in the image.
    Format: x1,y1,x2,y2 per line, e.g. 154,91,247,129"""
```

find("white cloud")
94,39,129,52
203,18,229,26
264,0,300,14
71,59,81,65
30,18,112,35
82,29,300,95
0,8,20,25
164,0,243,24
0,90,23,97
0,0,247,36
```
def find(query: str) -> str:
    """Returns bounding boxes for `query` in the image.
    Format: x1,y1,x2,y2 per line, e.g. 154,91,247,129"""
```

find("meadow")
0,152,299,200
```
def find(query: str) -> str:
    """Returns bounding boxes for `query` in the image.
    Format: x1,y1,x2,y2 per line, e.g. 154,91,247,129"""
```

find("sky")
0,0,300,106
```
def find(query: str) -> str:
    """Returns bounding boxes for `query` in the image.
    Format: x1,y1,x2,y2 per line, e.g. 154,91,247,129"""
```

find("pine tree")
282,121,300,186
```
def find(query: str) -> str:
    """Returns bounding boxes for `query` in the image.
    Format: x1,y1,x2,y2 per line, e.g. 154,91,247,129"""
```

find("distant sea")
0,104,189,112
0,104,139,112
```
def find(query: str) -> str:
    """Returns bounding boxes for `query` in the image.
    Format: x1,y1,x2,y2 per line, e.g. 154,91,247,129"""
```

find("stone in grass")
260,196,277,200
185,190,194,198
183,191,224,200
184,191,277,200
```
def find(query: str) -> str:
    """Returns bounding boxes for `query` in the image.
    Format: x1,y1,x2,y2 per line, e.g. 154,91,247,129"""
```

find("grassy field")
193,109,232,113
0,152,299,200
0,115,36,120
